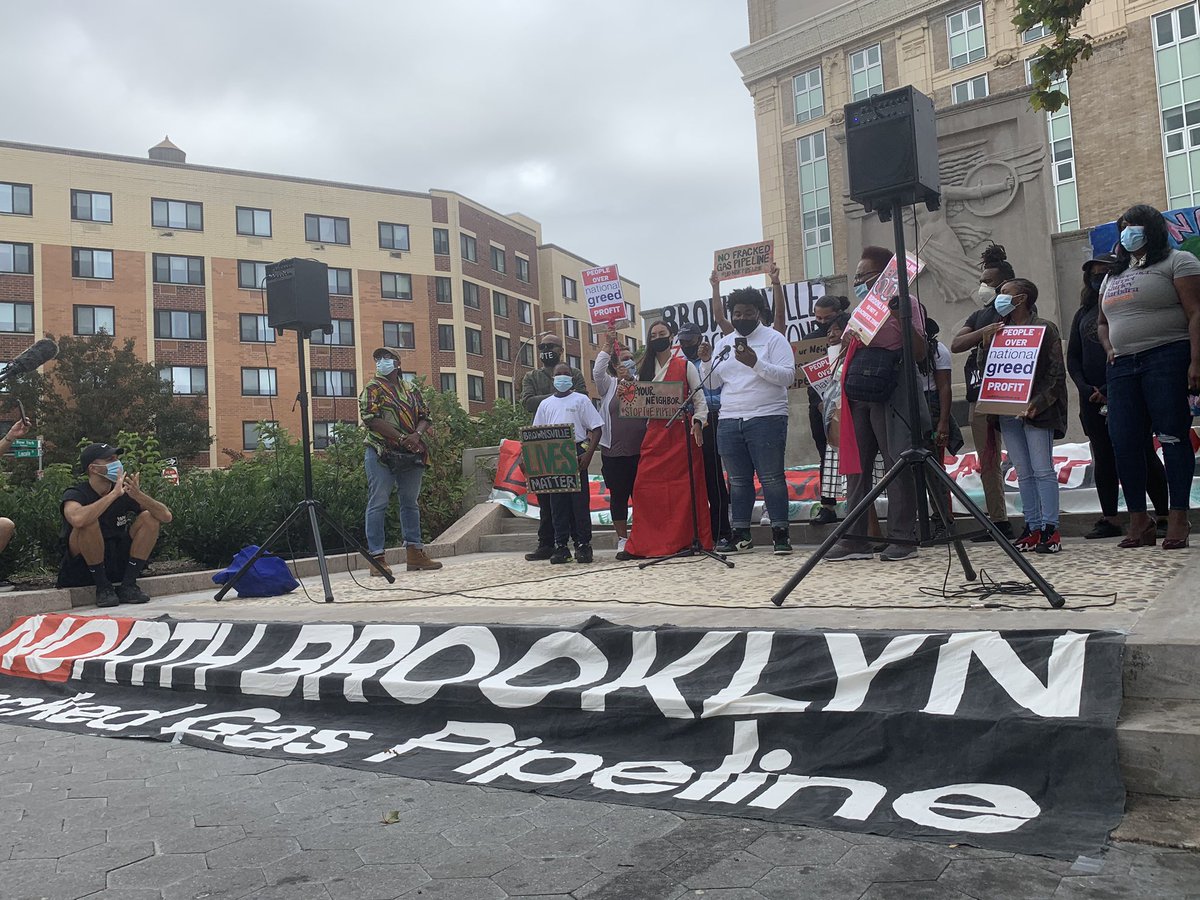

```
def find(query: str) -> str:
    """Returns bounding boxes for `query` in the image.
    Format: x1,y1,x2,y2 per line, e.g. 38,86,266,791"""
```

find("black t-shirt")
59,482,142,543
962,303,1001,399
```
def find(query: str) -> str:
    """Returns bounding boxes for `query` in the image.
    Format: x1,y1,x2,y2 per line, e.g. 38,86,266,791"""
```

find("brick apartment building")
0,139,640,466
734,0,1197,295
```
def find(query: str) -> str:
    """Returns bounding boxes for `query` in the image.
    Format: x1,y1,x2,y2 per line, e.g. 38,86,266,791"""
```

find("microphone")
716,345,732,361
0,339,58,383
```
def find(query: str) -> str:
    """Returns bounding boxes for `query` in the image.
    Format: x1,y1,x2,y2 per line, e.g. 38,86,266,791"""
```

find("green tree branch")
1014,0,1094,112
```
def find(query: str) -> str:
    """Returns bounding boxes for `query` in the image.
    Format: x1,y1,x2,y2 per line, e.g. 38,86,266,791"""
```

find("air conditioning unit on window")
389,251,403,259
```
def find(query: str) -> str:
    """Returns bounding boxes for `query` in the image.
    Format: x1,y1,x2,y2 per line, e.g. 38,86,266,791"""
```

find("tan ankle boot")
407,546,443,572
369,554,393,578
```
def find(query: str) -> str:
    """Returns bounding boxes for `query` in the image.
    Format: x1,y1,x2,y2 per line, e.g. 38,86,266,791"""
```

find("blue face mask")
854,282,870,301
1120,226,1147,252
375,357,397,376
101,460,124,483
621,359,637,376
553,375,574,393
993,294,1016,317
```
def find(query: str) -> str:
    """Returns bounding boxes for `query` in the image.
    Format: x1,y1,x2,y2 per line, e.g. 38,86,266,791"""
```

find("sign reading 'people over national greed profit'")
582,265,628,327
800,354,837,394
847,253,925,345
713,240,775,281
619,381,685,420
974,326,1047,416
518,425,580,494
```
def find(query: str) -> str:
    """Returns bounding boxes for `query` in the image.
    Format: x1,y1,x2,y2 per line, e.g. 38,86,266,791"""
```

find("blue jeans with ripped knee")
1107,339,1196,512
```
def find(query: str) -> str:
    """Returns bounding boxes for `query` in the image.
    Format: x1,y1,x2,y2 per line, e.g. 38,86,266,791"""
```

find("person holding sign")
981,279,1068,554
0,416,31,591
531,364,603,564
593,330,647,553
619,321,709,560
1099,204,1200,551
699,290,796,555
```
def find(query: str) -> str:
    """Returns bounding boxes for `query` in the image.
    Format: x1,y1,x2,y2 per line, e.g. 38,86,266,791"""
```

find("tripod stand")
640,352,734,570
215,330,394,603
771,196,1064,609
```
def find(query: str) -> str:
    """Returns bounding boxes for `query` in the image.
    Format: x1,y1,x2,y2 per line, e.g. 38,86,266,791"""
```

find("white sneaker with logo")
616,537,627,553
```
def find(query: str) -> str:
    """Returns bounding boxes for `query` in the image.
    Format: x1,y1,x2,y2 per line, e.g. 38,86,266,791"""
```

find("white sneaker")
760,511,771,526
616,537,627,553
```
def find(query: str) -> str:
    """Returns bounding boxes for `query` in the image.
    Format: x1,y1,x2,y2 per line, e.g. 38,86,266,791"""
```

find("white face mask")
976,283,997,305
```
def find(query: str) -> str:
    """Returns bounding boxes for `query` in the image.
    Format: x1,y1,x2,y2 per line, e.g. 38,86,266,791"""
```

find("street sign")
10,449,39,458
9,438,39,449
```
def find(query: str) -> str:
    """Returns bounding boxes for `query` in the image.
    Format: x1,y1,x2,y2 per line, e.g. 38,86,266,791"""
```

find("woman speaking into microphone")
617,321,709,559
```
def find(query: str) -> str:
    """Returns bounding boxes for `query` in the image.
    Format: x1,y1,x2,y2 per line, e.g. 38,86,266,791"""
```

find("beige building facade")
0,140,640,466
736,0,1199,328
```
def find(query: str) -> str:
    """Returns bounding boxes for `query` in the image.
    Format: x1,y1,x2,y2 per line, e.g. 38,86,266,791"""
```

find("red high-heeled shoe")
1118,521,1157,548
1163,522,1191,551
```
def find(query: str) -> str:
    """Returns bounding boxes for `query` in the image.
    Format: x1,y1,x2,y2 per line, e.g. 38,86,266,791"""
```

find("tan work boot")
407,546,443,572
369,554,393,578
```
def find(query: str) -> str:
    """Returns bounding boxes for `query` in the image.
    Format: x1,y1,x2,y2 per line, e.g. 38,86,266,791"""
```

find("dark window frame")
439,373,457,394
493,291,509,318
378,222,411,251
515,256,530,283
437,324,455,351
467,374,485,402
236,206,272,237
383,321,416,350
0,242,33,275
153,253,204,285
465,326,483,356
239,313,276,343
490,245,506,274
460,233,477,262
311,318,355,346
71,247,114,280
241,367,278,397
311,368,357,398
0,301,34,334
160,365,208,396
518,299,533,324
433,228,450,255
72,304,116,336
155,309,206,340
0,182,32,216
71,189,112,223
151,196,203,231
381,272,413,300
463,281,480,309
495,334,511,361
305,213,350,245
237,259,269,290
435,276,452,304
328,268,352,296
242,420,278,450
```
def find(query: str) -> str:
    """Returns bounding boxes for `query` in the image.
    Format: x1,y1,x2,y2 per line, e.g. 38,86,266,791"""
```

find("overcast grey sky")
7,1,761,311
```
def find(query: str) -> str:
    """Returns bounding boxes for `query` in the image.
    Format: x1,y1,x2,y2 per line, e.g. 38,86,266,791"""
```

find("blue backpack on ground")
211,546,300,597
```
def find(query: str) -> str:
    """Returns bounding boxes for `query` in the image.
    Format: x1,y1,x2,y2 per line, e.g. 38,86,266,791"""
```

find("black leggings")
601,454,640,523
1079,396,1168,518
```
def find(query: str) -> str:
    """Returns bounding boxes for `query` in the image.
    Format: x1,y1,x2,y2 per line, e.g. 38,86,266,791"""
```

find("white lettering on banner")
749,776,887,820
241,625,356,698
891,784,1041,834
823,634,933,712
301,624,422,703
701,632,812,718
97,620,172,683
364,720,517,764
674,719,760,801
0,616,75,671
478,632,609,709
591,760,696,795
379,626,501,704
182,623,266,690
922,631,1088,718
17,618,125,676
133,622,223,688
469,749,606,785
160,708,372,755
580,631,740,718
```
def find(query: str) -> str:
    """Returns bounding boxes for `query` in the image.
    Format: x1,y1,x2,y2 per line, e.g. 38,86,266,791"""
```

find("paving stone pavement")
2,722,1197,899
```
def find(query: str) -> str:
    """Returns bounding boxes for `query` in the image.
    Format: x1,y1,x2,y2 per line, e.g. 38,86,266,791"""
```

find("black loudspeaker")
265,258,332,334
845,86,940,215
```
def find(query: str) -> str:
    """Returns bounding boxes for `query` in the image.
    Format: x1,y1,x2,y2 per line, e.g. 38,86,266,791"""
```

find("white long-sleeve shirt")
702,324,795,419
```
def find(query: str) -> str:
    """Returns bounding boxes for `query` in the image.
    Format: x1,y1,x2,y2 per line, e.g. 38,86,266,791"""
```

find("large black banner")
0,614,1124,858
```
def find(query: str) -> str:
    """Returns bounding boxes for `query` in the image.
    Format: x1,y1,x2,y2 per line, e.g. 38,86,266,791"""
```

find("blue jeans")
998,417,1058,531
717,415,788,528
1107,339,1196,511
365,446,425,553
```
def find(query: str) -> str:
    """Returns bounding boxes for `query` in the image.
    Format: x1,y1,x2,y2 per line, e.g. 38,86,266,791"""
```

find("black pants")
550,488,592,548
808,395,834,505
702,410,732,540
1079,396,1168,518
601,454,639,524
537,498,577,547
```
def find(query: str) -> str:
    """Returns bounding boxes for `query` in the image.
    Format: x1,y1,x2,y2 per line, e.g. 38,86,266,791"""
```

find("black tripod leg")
305,502,335,603
770,460,897,607
214,503,309,601
921,456,976,582
316,506,396,584
934,463,1065,608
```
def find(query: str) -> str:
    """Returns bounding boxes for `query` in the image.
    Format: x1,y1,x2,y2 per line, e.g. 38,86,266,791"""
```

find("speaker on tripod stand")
771,86,1064,609
215,258,394,602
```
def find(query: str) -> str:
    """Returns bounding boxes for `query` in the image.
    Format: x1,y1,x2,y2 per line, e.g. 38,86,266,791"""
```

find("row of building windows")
0,186,535,282
791,5,1055,124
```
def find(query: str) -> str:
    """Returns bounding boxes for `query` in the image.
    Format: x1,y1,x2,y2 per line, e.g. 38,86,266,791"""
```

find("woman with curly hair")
1098,204,1200,550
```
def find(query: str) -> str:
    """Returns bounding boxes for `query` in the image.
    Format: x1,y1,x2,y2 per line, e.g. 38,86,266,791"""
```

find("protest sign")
619,380,685,419
847,253,924,345
713,240,775,281
518,425,580,493
655,281,827,348
974,326,1047,415
793,337,828,368
582,265,627,326
800,355,836,394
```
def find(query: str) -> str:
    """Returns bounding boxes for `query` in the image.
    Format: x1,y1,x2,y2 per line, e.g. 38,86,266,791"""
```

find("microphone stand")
640,348,734,571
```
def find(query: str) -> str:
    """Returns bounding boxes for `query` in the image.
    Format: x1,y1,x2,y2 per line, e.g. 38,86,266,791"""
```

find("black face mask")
539,346,561,365
732,319,758,337
811,321,831,338
679,342,700,361
1090,275,1105,292
648,336,672,354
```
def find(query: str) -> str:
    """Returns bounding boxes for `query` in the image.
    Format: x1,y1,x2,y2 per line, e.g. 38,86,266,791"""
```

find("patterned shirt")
359,375,431,463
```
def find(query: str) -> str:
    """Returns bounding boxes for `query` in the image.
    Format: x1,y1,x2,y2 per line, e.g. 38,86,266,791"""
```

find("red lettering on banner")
0,614,137,683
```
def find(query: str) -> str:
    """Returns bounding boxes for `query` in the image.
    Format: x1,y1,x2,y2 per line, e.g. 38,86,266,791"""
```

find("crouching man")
57,443,173,607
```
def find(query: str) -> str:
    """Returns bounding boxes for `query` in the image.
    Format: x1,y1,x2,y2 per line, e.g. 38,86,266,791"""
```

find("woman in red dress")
619,321,711,559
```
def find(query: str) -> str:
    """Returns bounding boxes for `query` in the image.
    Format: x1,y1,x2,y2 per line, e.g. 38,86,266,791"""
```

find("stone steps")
1119,699,1200,799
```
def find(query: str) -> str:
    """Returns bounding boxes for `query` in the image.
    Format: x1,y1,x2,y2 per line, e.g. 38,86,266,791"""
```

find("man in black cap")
676,322,733,545
520,331,587,560
58,443,173,607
